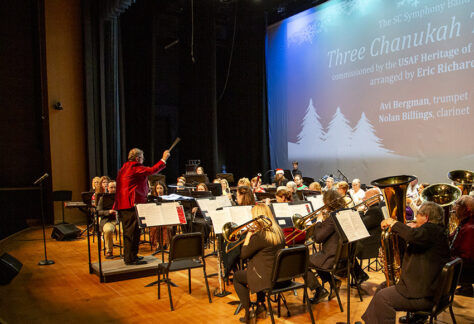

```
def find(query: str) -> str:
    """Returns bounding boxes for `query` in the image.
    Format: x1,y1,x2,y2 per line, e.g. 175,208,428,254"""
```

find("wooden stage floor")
0,226,473,324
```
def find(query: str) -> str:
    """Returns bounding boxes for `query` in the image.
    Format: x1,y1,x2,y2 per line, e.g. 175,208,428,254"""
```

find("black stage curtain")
0,0,52,239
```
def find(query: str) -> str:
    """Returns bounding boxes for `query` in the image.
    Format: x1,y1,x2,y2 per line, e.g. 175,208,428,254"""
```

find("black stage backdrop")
118,0,270,183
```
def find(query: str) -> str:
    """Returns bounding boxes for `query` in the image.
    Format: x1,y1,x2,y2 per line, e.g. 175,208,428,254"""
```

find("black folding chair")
411,257,463,324
157,232,212,311
264,246,315,324
313,239,363,312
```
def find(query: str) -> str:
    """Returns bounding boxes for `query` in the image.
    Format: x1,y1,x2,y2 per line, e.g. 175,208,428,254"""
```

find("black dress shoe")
255,303,267,319
399,313,428,323
125,259,147,265
310,288,329,304
356,272,370,285
136,255,144,260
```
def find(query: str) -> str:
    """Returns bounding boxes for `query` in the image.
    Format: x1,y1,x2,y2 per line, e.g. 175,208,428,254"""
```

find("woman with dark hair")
233,203,285,323
306,189,346,303
150,181,169,251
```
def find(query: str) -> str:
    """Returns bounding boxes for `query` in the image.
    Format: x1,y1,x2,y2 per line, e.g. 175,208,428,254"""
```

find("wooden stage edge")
0,226,473,324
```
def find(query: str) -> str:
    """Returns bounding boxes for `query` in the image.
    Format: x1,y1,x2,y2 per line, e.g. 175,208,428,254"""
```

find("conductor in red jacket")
114,148,170,265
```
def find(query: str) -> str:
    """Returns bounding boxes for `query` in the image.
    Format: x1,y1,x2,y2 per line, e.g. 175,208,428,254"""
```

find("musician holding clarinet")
113,147,171,265
233,203,285,323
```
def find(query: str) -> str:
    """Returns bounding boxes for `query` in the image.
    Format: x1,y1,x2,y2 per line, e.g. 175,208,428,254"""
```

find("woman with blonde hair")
233,203,285,323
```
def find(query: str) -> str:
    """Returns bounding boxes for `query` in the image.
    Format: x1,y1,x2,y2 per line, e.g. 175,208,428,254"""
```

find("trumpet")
285,194,353,244
222,215,272,253
285,193,382,245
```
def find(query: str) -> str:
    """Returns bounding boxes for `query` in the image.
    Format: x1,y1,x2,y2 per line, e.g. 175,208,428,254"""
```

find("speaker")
0,253,22,285
51,223,81,241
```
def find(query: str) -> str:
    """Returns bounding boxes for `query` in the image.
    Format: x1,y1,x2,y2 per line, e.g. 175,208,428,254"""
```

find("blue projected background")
266,0,474,184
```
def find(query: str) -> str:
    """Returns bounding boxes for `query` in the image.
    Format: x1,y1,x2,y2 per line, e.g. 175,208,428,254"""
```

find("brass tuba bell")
421,183,462,234
447,170,474,196
371,175,417,286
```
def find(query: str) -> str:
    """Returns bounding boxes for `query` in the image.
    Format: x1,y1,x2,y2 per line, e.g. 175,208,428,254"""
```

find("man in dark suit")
114,148,170,265
361,201,450,323
354,188,384,283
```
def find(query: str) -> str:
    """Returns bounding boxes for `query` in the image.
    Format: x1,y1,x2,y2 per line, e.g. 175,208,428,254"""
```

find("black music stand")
138,201,185,288
216,173,234,184
36,175,54,266
330,208,370,324
185,174,208,185
206,183,223,196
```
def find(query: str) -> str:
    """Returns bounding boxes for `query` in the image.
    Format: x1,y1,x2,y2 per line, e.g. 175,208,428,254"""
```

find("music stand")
216,173,234,184
191,191,213,199
206,183,223,196
185,174,208,184
330,208,370,324
137,201,187,288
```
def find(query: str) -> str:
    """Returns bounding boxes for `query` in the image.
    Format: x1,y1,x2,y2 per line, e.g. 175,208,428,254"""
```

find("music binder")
209,205,253,235
136,202,186,228
330,208,370,243
269,201,313,228
195,196,232,220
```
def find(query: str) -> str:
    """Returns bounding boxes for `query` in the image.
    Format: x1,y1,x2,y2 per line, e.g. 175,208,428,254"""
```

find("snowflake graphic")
287,0,367,47
396,0,421,8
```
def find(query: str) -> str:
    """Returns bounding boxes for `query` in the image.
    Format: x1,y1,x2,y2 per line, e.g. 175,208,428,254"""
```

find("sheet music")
271,203,291,218
161,202,182,225
209,209,231,235
288,203,313,216
335,209,370,243
307,195,324,210
215,195,232,208
227,205,253,226
136,202,183,227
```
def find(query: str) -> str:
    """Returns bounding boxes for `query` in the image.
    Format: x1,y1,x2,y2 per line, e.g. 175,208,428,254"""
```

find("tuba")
371,175,416,286
421,183,462,234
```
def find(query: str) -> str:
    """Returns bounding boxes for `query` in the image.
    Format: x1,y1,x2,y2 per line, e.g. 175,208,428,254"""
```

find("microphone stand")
35,174,54,266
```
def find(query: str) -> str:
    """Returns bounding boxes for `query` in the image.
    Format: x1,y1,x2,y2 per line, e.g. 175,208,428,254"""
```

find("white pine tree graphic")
352,112,393,156
297,98,325,146
323,107,353,158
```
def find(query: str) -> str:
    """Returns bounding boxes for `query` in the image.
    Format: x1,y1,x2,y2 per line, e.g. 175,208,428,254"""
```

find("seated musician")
323,177,334,192
450,195,474,297
306,189,346,303
276,188,306,245
92,176,110,206
91,176,100,192
251,176,265,193
349,179,365,205
286,181,300,201
233,203,285,323
273,169,288,187
336,181,354,208
192,183,212,245
177,176,186,190
361,201,450,324
149,181,170,251
238,177,251,187
294,174,308,191
353,188,384,284
224,186,256,278
308,182,322,192
196,166,210,183
97,181,117,259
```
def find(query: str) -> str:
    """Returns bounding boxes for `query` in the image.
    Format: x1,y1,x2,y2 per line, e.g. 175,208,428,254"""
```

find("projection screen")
266,0,474,184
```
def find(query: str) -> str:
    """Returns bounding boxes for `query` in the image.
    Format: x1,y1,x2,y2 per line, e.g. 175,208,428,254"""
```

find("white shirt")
349,188,365,205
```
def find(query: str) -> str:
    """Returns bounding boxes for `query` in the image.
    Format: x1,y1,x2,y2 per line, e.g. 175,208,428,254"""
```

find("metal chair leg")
203,267,212,303
158,267,161,299
188,268,191,293
330,275,343,312
167,272,174,311
267,295,275,324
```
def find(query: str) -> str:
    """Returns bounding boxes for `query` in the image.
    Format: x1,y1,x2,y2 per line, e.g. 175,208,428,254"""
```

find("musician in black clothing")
291,161,302,179
361,201,450,324
353,188,384,283
233,203,285,323
306,189,346,303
